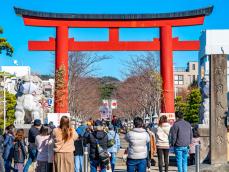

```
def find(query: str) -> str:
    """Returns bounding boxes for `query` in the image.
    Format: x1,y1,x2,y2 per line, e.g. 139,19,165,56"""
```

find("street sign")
47,98,53,106
99,106,110,120
47,113,70,127
111,99,117,109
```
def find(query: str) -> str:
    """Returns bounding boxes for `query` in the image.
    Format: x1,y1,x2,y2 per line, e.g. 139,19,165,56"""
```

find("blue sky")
0,0,229,80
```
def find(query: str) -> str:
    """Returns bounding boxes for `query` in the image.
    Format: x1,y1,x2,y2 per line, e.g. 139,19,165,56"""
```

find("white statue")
14,75,44,124
200,78,209,127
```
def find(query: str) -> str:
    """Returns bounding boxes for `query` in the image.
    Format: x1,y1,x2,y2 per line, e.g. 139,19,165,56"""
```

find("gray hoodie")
125,128,150,159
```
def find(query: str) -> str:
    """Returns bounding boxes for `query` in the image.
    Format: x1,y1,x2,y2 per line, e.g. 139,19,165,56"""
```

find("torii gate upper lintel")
14,6,213,113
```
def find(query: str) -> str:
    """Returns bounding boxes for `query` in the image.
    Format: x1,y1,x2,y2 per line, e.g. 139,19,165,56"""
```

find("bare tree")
68,52,109,119
115,52,162,120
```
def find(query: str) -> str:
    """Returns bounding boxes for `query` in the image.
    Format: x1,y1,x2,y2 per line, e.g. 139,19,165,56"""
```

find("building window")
175,75,184,85
193,75,196,81
192,64,195,70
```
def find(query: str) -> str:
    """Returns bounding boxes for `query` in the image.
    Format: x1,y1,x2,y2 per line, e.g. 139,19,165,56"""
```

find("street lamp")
1,73,11,133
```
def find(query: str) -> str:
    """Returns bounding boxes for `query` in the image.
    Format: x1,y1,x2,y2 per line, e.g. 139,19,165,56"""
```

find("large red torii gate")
15,6,213,113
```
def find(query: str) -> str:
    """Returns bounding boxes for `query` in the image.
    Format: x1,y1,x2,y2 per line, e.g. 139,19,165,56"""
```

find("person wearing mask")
125,117,150,172
53,116,78,172
107,124,120,172
24,119,41,172
86,120,109,172
3,128,15,172
0,129,5,172
170,111,193,172
35,125,50,172
154,115,171,172
13,129,27,172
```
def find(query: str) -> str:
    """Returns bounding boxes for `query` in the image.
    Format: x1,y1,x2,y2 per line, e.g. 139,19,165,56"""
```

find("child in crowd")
13,129,27,172
189,128,201,165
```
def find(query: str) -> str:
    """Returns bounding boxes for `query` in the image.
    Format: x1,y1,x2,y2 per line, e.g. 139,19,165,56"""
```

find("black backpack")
13,141,26,163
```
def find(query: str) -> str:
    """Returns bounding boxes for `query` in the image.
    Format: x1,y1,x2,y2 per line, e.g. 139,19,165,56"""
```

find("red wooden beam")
23,16,205,28
28,37,199,51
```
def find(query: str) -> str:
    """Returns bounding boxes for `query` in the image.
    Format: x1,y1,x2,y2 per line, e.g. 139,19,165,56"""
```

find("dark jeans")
90,159,106,172
23,147,37,172
157,148,169,172
189,153,195,165
127,158,147,172
4,159,12,172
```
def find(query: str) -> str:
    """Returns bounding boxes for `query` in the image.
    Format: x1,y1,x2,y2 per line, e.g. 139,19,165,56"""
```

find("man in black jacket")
170,111,193,172
86,120,108,172
23,119,41,172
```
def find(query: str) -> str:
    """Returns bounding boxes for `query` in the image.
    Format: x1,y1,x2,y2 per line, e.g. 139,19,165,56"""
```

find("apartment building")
174,61,198,96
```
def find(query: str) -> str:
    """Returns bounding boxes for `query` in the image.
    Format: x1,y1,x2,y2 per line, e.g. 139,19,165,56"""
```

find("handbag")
107,132,116,148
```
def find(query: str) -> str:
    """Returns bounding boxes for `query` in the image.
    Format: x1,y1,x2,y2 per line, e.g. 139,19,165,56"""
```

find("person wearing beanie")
24,119,41,172
107,124,120,172
86,120,109,172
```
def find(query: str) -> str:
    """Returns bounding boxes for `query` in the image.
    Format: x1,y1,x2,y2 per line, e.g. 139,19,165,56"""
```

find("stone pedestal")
209,54,228,164
197,128,210,163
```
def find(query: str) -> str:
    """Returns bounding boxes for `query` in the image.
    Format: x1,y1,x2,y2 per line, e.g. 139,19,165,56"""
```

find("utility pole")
3,75,6,133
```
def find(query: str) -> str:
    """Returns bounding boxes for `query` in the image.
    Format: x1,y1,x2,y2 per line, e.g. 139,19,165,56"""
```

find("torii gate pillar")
55,26,69,112
160,26,174,113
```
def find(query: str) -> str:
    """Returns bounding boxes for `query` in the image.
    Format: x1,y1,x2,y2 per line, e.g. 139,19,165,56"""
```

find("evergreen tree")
0,27,13,56
175,96,187,115
185,88,202,124
0,91,17,129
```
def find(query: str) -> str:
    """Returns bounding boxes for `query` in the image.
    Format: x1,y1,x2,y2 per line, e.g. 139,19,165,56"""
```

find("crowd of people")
0,111,200,172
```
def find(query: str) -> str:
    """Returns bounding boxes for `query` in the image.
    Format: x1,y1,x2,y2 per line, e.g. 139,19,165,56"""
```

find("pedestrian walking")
13,129,27,172
47,128,54,172
86,120,109,172
35,125,50,172
107,124,120,172
170,111,193,172
154,115,171,172
189,128,201,165
125,117,150,172
53,116,78,172
74,121,87,172
3,127,15,172
24,119,41,172
0,129,5,172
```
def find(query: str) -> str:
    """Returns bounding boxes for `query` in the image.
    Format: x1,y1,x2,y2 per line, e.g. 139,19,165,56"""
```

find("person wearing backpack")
13,129,27,172
154,115,171,172
0,129,5,172
107,124,120,172
86,120,109,172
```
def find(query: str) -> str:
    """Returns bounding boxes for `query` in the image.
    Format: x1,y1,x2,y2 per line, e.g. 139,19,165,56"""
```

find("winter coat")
13,140,27,163
86,130,108,159
155,123,171,148
170,119,193,147
3,134,14,160
28,126,40,144
107,130,120,153
125,128,150,159
74,136,85,156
